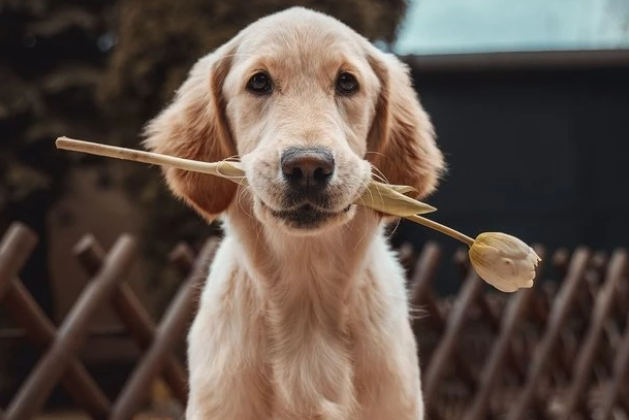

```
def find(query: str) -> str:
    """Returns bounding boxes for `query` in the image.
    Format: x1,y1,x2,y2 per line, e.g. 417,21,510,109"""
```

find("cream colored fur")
144,7,445,420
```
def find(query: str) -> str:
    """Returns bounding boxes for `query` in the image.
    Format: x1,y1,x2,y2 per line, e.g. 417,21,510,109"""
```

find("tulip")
468,232,541,292
406,215,541,292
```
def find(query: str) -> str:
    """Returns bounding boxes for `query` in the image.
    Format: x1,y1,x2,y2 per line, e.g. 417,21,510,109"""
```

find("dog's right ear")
365,47,445,200
143,44,238,223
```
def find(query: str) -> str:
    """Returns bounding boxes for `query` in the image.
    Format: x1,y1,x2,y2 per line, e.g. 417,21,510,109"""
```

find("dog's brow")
214,53,256,65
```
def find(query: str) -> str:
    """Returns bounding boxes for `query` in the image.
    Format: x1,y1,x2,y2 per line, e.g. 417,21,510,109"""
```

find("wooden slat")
463,246,546,420
560,250,628,419
73,235,189,405
410,242,478,393
0,223,38,300
2,279,111,419
505,247,591,420
423,269,484,415
109,238,219,420
598,285,629,419
397,242,416,277
5,235,138,420
409,242,442,321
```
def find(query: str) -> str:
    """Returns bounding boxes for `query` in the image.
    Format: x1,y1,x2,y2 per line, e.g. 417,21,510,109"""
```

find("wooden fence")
0,222,628,420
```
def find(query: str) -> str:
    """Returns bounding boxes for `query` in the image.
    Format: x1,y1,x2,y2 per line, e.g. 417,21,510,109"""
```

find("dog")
144,7,444,420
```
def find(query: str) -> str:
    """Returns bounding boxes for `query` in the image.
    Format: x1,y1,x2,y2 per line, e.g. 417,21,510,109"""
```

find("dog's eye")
247,72,272,95
336,72,359,95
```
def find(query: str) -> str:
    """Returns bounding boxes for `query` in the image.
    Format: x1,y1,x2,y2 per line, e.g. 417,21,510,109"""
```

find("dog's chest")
261,269,399,417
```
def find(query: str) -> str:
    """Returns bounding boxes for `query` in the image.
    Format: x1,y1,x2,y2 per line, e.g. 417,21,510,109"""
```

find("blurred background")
1,0,628,417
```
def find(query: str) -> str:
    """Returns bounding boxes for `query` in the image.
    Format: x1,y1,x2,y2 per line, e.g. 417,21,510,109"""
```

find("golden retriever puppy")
144,7,444,420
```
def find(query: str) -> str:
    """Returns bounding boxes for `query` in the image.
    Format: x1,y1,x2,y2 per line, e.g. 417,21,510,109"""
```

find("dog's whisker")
236,186,256,220
386,217,402,239
370,164,390,185
360,179,377,208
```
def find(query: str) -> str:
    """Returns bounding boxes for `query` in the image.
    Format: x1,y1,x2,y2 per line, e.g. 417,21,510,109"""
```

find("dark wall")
393,63,629,292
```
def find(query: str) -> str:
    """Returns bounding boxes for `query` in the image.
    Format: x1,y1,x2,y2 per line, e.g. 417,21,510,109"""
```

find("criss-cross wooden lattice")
0,222,628,419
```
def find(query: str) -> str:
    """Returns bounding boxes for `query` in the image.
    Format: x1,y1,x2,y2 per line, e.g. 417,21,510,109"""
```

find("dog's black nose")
281,147,335,193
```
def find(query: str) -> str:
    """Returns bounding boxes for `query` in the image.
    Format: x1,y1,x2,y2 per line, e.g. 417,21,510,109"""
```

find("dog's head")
145,7,444,235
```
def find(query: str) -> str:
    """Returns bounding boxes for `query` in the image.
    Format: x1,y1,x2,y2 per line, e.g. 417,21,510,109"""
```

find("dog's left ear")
366,49,446,199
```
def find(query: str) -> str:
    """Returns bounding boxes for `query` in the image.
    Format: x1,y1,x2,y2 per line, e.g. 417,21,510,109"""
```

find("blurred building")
389,0,629,292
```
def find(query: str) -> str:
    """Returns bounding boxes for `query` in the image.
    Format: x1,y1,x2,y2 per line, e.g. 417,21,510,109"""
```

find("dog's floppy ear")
367,49,445,199
143,44,237,223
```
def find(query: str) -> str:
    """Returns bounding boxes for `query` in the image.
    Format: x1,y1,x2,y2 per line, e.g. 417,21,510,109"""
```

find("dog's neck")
224,204,384,327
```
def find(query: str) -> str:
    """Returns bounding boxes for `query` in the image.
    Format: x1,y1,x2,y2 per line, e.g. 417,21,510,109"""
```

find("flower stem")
56,136,245,179
405,214,475,246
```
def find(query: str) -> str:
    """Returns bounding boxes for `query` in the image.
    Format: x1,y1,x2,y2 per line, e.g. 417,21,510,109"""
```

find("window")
393,0,629,55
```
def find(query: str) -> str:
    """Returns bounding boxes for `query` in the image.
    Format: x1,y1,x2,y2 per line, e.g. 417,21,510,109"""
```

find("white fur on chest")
190,228,408,419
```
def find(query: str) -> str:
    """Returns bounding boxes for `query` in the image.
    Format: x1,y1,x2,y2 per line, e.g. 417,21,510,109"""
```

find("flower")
469,232,541,292
54,137,541,294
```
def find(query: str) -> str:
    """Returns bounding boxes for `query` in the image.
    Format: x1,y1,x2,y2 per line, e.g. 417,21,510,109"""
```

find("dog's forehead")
236,10,363,64
222,8,381,97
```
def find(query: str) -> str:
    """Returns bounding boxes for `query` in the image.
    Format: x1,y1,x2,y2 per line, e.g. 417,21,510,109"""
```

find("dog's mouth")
260,201,353,230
